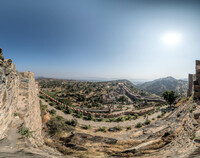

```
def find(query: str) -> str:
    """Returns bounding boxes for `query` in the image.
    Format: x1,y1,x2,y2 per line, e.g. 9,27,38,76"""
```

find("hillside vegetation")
37,78,152,108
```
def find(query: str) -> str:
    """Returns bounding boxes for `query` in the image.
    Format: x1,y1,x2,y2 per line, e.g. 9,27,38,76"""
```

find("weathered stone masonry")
0,49,43,146
188,74,196,97
194,60,200,100
188,60,200,100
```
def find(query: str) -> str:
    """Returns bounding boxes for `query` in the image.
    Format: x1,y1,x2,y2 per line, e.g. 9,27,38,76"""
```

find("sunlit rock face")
0,49,43,146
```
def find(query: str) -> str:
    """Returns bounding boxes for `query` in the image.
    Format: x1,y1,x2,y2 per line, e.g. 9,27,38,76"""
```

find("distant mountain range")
137,76,188,96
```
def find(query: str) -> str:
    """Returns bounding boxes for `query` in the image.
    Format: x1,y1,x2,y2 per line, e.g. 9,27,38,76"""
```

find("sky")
0,0,200,81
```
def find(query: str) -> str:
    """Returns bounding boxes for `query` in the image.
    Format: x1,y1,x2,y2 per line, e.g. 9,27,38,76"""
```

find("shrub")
81,125,91,130
125,115,132,120
161,111,166,116
96,117,104,122
65,107,73,114
135,123,142,128
107,118,116,122
14,113,19,117
134,114,139,119
71,119,78,127
49,109,56,116
84,114,94,120
126,126,132,130
49,102,55,106
144,119,151,125
66,119,78,127
116,116,125,122
87,105,92,108
76,111,83,118
56,115,64,121
40,95,45,99
47,117,74,135
18,127,33,138
132,116,137,120
148,112,152,115
97,127,107,132
156,106,161,111
157,115,162,118
56,104,65,111
108,126,122,132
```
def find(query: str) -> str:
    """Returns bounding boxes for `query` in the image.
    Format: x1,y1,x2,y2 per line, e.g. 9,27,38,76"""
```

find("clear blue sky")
0,0,200,80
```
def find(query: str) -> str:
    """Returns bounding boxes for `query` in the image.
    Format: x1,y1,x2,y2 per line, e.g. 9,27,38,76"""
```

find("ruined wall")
0,50,43,146
194,60,200,100
0,58,19,139
187,74,196,97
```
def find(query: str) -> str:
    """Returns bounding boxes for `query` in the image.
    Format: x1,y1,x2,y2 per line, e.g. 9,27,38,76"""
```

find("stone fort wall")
188,60,200,100
0,49,43,146
194,60,200,100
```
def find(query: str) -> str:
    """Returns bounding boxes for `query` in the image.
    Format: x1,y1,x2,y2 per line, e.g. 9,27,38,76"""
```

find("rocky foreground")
44,99,199,158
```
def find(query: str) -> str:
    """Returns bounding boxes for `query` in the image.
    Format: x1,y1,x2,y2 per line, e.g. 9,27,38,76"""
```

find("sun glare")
162,32,182,45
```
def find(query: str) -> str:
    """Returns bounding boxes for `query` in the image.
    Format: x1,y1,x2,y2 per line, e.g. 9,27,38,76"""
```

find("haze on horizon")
0,0,200,81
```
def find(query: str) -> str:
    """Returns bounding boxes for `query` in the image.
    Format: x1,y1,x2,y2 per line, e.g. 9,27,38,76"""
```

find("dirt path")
42,99,167,128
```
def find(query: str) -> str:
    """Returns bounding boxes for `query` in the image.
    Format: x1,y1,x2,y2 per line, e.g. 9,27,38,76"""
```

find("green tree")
162,91,177,105
118,95,128,104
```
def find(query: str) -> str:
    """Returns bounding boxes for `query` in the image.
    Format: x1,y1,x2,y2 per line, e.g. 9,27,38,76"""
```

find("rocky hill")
138,76,188,96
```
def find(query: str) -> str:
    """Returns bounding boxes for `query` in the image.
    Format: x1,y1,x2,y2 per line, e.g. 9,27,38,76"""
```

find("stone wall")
194,60,200,100
187,74,196,97
0,58,19,139
0,50,43,146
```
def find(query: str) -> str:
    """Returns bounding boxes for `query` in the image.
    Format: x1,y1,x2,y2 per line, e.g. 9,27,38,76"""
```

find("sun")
162,32,182,45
